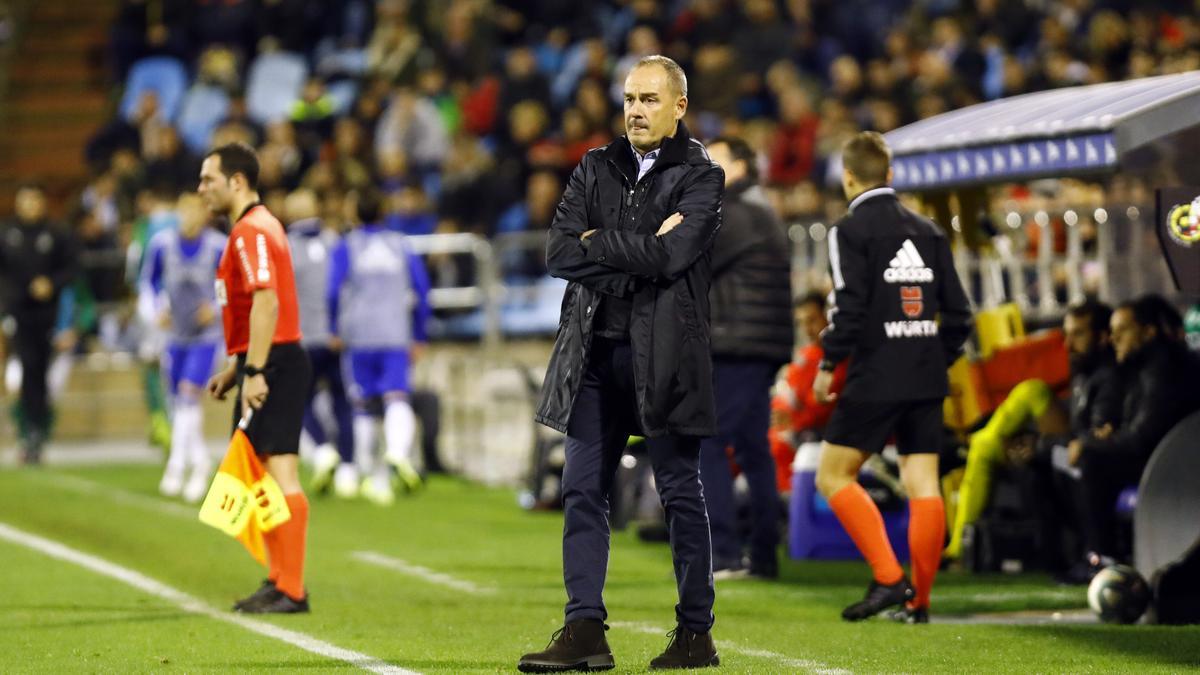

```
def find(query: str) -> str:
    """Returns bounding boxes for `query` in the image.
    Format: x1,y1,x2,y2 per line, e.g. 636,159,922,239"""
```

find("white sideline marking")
35,472,198,520
721,585,1083,606
948,589,1082,604
609,621,851,675
351,551,496,595
0,443,161,467
0,522,417,675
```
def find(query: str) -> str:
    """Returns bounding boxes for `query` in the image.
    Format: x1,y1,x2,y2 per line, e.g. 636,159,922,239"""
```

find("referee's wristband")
818,359,837,373
243,364,268,377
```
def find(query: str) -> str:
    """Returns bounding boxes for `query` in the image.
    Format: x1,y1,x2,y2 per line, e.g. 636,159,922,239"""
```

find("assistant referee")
813,132,972,624
201,142,313,614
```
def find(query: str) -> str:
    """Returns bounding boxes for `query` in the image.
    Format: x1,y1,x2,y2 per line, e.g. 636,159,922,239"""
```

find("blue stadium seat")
245,51,309,124
176,85,230,153
120,57,189,122
500,276,565,336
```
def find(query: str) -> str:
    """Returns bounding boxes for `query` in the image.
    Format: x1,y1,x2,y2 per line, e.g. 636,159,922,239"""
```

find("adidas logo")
883,239,934,283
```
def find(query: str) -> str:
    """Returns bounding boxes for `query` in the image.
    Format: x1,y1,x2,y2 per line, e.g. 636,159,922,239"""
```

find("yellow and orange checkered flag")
198,413,291,566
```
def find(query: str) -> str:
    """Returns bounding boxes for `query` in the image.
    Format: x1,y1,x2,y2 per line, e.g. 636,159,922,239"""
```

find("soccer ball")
1088,565,1150,624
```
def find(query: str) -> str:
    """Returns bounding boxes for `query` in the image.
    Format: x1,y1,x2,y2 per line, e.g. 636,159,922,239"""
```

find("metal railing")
65,203,1182,355
787,202,1179,320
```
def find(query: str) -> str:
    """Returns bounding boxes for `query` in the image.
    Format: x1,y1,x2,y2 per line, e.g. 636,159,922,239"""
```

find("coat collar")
847,186,896,213
602,120,696,183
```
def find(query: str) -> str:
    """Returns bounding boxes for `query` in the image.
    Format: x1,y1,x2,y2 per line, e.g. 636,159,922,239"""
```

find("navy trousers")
698,358,780,571
302,346,355,464
562,338,715,633
13,308,56,437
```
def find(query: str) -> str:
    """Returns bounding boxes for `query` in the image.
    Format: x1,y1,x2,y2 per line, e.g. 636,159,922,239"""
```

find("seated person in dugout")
1063,295,1200,578
944,300,1120,562
769,291,847,493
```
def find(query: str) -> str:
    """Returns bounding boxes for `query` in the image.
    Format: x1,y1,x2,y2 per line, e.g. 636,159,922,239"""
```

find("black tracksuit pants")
1076,450,1146,558
12,307,56,439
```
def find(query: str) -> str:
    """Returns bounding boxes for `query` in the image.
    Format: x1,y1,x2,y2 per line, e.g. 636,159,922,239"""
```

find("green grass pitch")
0,463,1197,673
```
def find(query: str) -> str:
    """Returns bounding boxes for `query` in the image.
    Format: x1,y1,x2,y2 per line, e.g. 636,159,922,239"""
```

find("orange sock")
265,528,284,584
908,496,945,609
830,483,904,585
273,492,310,601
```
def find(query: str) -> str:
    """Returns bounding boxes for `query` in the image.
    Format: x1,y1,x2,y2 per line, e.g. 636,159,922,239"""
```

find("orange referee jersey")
216,203,302,354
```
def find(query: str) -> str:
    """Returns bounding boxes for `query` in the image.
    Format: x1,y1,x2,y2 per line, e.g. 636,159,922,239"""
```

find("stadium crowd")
4,0,1200,590
66,0,1200,318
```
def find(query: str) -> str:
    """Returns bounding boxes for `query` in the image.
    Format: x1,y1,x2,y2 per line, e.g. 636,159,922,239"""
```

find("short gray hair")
632,55,688,98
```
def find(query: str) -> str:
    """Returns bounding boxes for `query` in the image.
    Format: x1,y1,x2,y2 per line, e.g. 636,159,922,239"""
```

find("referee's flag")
198,416,291,566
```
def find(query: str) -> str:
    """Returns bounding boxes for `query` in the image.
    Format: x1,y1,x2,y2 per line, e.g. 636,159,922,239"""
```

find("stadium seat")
120,57,188,122
500,275,565,336
176,85,230,153
788,443,910,561
975,303,1026,359
245,51,309,124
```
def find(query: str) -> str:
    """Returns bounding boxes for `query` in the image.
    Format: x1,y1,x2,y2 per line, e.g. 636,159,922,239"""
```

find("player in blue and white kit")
139,193,227,502
286,189,357,498
327,189,431,505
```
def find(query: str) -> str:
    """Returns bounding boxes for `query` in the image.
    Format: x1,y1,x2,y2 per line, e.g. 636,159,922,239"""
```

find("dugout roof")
828,71,1200,191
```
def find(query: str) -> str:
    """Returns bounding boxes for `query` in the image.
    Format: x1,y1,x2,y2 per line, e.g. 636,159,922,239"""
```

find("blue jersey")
142,227,227,344
328,224,431,350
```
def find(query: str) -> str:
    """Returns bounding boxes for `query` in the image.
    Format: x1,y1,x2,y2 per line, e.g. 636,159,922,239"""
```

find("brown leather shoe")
518,619,615,672
648,625,719,670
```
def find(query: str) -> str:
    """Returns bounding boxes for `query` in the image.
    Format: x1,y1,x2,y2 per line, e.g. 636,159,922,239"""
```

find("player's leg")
947,379,1053,559
945,426,1003,559
160,344,188,496
139,329,172,452
380,349,420,491
304,347,341,493
327,348,358,494
818,400,913,620
179,343,218,503
348,351,390,505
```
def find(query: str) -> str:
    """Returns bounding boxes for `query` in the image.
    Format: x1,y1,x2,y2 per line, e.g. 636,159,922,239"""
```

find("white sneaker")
360,475,394,506
333,464,359,499
713,567,751,582
182,465,212,504
309,444,341,493
159,467,185,498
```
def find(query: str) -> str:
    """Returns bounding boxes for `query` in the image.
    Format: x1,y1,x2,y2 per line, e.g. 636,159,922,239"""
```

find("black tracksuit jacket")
820,187,973,402
0,218,78,316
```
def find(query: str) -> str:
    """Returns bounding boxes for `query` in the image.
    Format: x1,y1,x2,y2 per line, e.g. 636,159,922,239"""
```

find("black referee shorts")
232,342,312,456
823,397,943,456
